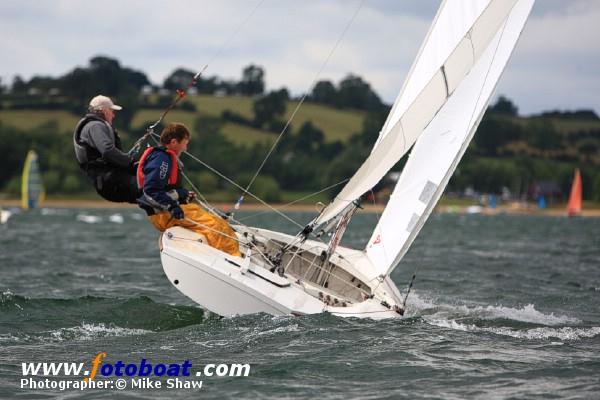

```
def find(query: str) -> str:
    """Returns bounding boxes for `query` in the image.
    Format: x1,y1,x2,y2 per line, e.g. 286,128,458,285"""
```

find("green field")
188,95,366,143
510,115,600,135
132,108,276,146
0,110,79,133
1,95,365,146
2,96,597,158
546,118,600,134
190,95,255,119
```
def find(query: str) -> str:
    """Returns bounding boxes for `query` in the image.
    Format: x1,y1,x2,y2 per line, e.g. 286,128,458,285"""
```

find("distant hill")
0,95,367,146
2,55,598,202
1,94,599,202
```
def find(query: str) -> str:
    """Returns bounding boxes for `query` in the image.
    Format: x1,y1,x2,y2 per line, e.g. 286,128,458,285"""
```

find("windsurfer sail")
566,168,582,216
21,150,45,210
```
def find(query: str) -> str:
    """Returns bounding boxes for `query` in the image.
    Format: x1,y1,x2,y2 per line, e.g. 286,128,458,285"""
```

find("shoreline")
2,199,600,217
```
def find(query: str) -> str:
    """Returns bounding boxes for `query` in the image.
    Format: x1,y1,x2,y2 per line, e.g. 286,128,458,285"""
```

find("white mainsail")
366,0,535,277
313,0,519,227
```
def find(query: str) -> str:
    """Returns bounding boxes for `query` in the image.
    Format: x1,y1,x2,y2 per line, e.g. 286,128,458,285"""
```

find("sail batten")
314,0,519,228
366,0,535,278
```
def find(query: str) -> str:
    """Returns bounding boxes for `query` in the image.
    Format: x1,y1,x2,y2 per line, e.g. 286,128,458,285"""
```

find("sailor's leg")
181,204,241,257
93,168,140,203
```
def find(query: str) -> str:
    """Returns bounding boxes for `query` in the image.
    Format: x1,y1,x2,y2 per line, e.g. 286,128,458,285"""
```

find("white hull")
160,226,404,319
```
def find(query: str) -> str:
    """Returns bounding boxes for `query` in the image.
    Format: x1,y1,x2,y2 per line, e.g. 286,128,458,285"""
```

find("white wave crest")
405,293,579,326
453,303,580,325
41,208,70,216
1,323,151,344
257,324,301,336
76,214,102,224
50,323,151,341
426,318,600,341
108,214,124,224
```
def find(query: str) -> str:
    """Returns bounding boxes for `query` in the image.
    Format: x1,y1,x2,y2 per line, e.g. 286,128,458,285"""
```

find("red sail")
566,168,582,216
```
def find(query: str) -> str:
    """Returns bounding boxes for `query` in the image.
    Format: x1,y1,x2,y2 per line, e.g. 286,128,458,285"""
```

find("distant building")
141,85,154,95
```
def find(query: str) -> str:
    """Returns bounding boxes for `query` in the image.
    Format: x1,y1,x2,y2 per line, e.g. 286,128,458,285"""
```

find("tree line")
1,56,385,127
1,56,599,202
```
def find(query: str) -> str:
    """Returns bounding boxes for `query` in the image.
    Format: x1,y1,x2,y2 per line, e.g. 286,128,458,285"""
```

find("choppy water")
0,208,599,399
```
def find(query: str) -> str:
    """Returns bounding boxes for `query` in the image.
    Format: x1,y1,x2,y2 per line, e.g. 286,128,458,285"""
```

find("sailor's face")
103,108,115,124
171,138,189,155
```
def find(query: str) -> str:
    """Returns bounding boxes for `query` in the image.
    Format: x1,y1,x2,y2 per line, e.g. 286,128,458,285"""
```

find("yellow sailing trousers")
149,203,241,257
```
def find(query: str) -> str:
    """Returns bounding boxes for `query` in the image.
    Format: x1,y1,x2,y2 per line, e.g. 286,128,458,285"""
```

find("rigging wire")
233,0,365,212
128,0,366,233
236,178,349,222
142,129,300,229
128,0,264,157
181,150,305,228
144,131,217,211
127,0,368,253
401,264,419,311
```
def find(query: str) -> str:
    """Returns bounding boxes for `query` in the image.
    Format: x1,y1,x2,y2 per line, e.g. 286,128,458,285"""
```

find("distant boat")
466,205,483,215
21,150,45,210
0,208,11,224
566,168,582,217
537,195,546,209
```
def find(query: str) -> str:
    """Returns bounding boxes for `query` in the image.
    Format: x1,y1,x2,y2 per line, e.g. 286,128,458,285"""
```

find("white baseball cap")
89,95,122,111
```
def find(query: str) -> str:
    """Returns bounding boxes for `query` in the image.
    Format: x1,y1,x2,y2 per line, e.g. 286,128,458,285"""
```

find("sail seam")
467,31,476,63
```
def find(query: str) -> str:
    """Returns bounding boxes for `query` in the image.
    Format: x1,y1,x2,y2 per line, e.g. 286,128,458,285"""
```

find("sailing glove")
168,204,184,220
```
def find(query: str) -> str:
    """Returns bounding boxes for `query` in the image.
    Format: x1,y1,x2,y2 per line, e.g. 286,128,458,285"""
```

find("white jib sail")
314,0,518,227
366,0,534,278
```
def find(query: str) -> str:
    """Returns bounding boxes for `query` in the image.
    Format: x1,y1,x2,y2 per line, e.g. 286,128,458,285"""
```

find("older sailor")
73,95,139,203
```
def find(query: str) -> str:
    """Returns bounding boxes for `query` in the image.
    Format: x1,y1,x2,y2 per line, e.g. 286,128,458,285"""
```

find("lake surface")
1,208,599,399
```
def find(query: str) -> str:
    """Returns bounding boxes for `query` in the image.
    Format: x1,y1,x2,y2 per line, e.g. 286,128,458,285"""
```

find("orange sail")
566,168,582,216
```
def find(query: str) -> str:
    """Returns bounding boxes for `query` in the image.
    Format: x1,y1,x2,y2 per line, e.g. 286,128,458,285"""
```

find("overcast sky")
1,0,598,115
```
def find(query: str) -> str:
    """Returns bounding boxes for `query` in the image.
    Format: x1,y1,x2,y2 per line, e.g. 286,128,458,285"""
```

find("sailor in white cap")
73,95,140,203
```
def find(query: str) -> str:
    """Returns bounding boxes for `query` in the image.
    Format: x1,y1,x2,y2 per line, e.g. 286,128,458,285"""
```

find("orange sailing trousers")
148,203,241,257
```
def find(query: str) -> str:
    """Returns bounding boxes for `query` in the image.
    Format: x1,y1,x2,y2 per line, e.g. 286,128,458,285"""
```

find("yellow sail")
21,150,45,210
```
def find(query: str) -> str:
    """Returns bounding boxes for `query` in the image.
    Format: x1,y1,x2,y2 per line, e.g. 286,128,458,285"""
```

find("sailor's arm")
85,121,132,168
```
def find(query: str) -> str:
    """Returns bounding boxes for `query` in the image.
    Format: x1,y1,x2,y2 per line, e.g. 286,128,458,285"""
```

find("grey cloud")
0,0,598,115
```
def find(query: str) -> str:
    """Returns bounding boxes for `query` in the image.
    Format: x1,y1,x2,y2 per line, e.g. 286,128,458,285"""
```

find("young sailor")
73,95,140,203
137,122,241,257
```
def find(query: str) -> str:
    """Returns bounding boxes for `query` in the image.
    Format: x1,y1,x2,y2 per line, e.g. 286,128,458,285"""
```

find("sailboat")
21,150,45,210
159,0,535,318
1,149,44,224
566,168,582,217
